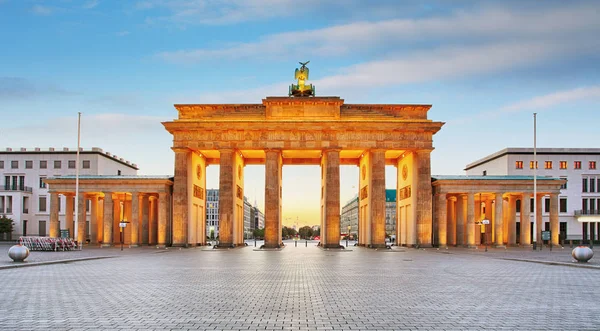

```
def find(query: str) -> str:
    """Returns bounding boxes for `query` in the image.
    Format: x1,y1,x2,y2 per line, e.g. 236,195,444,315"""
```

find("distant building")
205,189,263,239
0,147,138,239
341,189,396,238
465,148,600,241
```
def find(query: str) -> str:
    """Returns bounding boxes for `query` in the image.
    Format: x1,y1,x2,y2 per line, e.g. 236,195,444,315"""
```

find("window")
68,160,76,169
574,161,582,169
591,179,597,193
530,198,534,213
117,170,122,175
0,160,3,169
482,170,487,176
516,199,521,213
39,196,47,212
40,160,47,169
582,199,588,213
54,160,61,169
544,161,552,169
583,178,588,193
559,161,567,169
544,197,550,213
529,161,538,169
83,160,90,169
590,161,597,170
39,177,46,188
560,177,567,190
560,198,567,213
11,160,18,169
515,161,523,169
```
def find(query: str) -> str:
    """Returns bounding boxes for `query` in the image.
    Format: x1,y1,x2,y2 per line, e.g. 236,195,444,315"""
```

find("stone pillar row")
435,191,560,248
47,191,168,247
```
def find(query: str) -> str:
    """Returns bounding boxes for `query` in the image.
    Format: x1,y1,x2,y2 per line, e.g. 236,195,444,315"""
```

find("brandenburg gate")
163,62,444,249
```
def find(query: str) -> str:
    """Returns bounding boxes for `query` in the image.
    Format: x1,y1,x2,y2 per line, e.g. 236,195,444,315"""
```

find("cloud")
155,3,600,63
83,0,99,9
0,77,75,100
31,5,54,15
116,30,130,37
136,0,328,26
500,86,600,113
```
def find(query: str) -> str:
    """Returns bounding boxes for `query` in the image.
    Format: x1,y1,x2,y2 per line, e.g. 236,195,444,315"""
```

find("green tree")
253,228,265,239
0,216,14,234
298,226,313,239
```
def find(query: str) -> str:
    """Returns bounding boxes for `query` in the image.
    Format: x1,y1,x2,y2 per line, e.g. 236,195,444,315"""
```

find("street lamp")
119,219,129,251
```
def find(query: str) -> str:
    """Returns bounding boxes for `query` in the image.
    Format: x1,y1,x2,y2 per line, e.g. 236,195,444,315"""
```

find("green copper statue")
289,61,315,97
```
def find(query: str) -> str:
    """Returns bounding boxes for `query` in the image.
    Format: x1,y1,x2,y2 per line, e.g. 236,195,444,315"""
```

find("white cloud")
31,5,54,16
83,0,99,9
156,3,600,63
116,30,130,37
500,86,600,113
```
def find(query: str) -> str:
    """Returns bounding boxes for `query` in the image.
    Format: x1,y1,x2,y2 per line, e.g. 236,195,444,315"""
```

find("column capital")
172,147,192,153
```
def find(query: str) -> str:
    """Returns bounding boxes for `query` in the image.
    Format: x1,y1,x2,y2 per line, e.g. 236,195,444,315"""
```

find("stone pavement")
1,240,599,330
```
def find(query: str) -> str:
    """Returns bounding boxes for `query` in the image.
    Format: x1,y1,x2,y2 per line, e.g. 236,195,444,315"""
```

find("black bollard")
305,240,307,247
295,240,297,247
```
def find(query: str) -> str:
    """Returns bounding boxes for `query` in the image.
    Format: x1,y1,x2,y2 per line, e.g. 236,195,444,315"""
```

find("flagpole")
533,113,537,249
74,112,82,250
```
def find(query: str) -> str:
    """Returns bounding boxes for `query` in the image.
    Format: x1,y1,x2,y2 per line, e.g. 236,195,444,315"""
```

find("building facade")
341,189,396,240
0,147,137,239
205,189,264,240
465,148,600,241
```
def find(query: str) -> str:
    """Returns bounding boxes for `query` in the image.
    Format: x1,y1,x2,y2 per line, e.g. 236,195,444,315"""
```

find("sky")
1,0,599,227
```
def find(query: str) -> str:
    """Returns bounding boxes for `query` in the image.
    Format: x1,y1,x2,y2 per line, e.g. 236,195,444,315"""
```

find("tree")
298,226,313,239
282,226,297,239
0,216,14,241
253,228,265,239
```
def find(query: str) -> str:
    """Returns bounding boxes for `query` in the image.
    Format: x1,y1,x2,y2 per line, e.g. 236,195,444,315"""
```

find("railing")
574,209,600,216
0,185,33,193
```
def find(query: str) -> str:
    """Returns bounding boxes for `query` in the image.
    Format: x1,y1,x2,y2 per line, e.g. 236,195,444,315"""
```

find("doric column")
158,192,168,247
65,194,74,239
507,195,517,246
114,195,122,244
485,198,492,245
130,191,140,247
456,195,465,246
149,196,157,245
141,194,149,245
322,149,342,248
77,193,87,244
264,149,282,248
102,192,113,247
448,196,456,246
90,195,99,244
466,192,475,248
416,150,433,247
520,193,531,245
218,149,235,247
494,192,505,247
371,150,386,248
172,148,190,246
535,194,543,245
549,193,559,247
49,192,60,238
435,193,447,248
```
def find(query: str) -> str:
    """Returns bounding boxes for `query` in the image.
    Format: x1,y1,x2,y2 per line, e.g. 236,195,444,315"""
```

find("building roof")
0,147,139,170
465,148,600,171
432,175,563,181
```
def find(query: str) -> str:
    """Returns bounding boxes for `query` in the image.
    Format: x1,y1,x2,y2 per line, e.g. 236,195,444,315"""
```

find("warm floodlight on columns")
321,149,342,249
263,149,282,249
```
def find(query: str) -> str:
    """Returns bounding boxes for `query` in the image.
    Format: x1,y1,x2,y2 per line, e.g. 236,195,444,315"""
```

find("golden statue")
289,61,315,97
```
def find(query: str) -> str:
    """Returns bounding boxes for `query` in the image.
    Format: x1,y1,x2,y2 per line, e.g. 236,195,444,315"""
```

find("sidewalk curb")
0,256,117,270
498,257,600,270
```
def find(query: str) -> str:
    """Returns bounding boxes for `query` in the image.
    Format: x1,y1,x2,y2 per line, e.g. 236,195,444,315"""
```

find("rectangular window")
591,179,596,193
0,160,3,169
529,161,538,169
560,177,567,190
25,160,33,169
516,199,521,213
58,196,61,212
11,160,18,169
40,160,47,169
39,196,47,212
590,161,597,170
515,161,523,169
544,161,552,169
54,160,61,169
39,177,46,189
582,199,588,213
560,198,567,213
560,161,567,169
544,198,550,213
574,161,582,169
68,160,76,169
591,199,596,213
530,198,534,213
82,160,90,169
583,178,588,193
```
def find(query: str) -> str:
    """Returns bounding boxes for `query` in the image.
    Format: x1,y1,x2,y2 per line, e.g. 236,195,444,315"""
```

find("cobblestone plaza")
1,243,600,330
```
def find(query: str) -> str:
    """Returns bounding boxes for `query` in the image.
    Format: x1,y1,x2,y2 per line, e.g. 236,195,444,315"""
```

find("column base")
368,244,388,249
494,244,506,248
322,244,344,249
438,245,448,249
129,244,139,248
466,245,477,249
416,243,433,248
260,244,283,249
101,243,112,248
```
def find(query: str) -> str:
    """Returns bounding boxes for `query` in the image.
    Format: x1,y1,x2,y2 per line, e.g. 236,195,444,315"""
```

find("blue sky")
1,0,599,226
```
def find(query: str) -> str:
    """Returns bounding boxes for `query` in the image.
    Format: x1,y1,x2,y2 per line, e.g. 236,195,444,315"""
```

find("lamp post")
119,220,128,251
